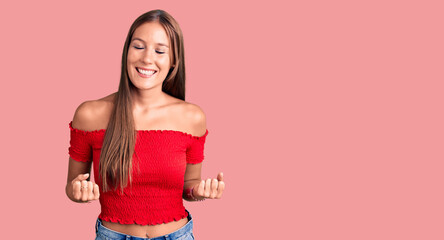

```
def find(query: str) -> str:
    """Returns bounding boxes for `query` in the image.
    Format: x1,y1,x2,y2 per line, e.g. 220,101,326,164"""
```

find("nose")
141,49,154,64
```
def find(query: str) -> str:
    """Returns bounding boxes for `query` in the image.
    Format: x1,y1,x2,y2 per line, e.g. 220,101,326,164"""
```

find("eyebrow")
132,38,169,48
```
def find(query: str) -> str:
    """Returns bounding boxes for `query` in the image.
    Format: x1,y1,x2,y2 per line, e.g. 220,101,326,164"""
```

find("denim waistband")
95,209,193,240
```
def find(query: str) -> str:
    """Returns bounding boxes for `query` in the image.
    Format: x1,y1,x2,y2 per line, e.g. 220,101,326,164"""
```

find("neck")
131,86,167,111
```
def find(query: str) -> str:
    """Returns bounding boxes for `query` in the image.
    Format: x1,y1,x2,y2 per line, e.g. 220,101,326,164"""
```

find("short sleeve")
68,121,93,162
186,129,209,164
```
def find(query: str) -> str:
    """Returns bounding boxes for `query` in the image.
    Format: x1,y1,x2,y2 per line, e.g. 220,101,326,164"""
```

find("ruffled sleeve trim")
69,121,106,135
185,129,209,139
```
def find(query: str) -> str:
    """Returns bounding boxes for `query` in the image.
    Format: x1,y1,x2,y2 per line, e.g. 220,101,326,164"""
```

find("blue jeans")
95,210,194,240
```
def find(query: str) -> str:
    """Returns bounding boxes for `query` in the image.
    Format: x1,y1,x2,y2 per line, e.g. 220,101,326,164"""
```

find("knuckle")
73,181,79,187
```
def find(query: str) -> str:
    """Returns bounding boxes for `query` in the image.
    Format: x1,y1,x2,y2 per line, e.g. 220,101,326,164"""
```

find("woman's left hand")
194,172,225,199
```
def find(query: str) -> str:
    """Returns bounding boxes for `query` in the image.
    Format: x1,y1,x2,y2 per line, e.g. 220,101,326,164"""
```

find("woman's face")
127,21,172,91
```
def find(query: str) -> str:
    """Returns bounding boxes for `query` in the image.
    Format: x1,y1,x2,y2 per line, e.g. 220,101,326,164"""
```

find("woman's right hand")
70,173,100,203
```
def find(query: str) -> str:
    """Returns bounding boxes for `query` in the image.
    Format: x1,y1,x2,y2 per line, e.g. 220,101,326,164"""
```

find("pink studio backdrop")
1,0,443,239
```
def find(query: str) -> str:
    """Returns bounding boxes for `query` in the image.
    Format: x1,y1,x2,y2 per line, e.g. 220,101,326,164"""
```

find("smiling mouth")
136,67,157,77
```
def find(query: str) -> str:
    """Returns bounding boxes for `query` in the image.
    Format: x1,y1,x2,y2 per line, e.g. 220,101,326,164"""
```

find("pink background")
1,0,443,239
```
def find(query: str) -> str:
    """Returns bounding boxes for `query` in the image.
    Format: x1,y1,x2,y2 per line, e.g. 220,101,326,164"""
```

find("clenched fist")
69,173,100,203
194,172,225,199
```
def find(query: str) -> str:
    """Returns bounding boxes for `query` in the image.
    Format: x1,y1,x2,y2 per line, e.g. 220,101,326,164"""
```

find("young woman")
65,9,225,240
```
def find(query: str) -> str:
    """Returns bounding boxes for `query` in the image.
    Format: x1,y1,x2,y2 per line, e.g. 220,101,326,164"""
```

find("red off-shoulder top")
68,121,209,225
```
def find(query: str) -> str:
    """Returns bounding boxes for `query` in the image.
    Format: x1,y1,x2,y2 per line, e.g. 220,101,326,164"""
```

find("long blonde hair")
99,9,186,193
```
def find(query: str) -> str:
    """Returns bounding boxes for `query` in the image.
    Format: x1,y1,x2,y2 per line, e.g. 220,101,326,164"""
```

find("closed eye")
132,46,164,54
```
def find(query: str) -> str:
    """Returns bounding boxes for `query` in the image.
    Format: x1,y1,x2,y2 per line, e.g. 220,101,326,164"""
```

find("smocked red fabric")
68,121,208,225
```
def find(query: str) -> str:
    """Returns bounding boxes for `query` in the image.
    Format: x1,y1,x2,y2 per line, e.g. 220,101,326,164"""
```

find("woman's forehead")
132,22,170,45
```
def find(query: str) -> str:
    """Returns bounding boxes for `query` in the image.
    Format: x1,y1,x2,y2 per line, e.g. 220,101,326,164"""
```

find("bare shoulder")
180,102,207,137
71,93,116,131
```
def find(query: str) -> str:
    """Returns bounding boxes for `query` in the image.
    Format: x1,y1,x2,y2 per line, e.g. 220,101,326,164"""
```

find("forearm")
182,179,202,202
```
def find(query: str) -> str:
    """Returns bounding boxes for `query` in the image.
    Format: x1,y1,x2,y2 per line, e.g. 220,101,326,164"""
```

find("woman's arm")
182,104,225,201
65,101,100,203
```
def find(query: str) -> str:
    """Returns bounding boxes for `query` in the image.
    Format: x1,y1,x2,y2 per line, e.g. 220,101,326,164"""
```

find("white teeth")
137,68,156,75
